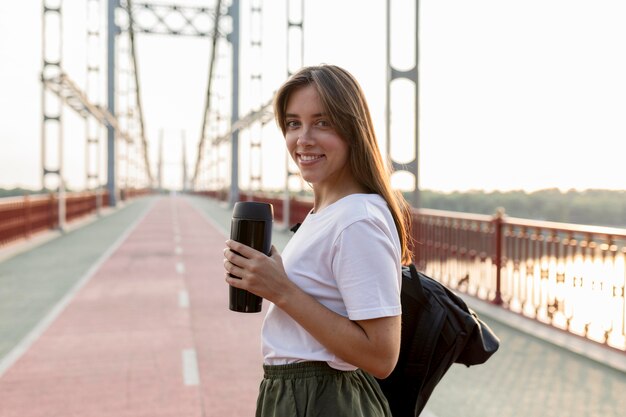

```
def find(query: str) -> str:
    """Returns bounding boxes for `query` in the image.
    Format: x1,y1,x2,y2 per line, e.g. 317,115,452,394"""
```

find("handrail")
413,206,626,352
0,189,151,247
504,215,626,238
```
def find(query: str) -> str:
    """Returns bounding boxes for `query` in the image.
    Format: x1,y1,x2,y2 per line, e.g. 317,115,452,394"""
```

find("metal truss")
125,1,221,37
212,98,273,146
42,72,132,143
191,0,225,185
41,0,155,211
122,0,153,184
41,0,65,229
247,0,264,193
226,0,240,206
283,0,304,225
85,0,103,212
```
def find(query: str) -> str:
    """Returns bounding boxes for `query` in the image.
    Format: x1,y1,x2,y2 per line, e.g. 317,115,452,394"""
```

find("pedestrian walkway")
0,195,268,416
0,194,625,417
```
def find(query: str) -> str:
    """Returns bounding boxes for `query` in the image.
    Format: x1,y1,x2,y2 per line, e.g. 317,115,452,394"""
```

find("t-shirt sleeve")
331,218,402,321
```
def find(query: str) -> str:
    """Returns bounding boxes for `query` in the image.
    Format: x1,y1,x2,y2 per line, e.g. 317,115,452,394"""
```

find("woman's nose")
297,127,313,146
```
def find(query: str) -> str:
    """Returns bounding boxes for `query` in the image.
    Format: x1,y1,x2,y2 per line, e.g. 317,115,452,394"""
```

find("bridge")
2,1,626,416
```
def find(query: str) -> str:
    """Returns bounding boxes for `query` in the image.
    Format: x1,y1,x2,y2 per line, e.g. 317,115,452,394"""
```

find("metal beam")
85,0,103,214
192,0,224,185
123,0,153,184
228,0,240,207
211,98,274,146
125,2,220,37
41,0,66,230
248,0,264,193
107,0,118,206
42,71,133,143
386,0,420,208
284,0,304,228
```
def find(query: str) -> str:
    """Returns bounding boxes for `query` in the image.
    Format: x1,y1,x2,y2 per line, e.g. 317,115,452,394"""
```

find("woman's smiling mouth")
298,154,325,164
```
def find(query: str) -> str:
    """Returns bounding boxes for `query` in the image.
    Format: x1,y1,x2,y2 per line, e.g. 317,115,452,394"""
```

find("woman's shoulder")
338,193,387,215
298,193,399,255
330,194,401,258
326,194,393,229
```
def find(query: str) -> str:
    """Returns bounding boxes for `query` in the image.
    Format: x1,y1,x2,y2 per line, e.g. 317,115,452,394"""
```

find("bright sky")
1,0,626,193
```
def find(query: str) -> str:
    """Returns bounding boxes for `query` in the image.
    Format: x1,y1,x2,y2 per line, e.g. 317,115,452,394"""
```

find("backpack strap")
405,263,427,305
402,265,447,379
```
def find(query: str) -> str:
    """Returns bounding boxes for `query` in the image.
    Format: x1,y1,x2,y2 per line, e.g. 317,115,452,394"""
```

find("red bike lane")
0,196,264,417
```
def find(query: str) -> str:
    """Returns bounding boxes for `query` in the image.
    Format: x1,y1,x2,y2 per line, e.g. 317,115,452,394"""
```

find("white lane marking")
174,235,181,243
175,246,183,255
0,199,158,379
182,349,200,386
179,290,189,308
176,261,185,274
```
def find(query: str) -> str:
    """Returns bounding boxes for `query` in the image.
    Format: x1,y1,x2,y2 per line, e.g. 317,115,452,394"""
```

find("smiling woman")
223,64,414,417
283,85,353,200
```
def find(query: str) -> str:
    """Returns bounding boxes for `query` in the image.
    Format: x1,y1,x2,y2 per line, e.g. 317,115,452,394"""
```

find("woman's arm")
223,240,401,379
277,286,401,379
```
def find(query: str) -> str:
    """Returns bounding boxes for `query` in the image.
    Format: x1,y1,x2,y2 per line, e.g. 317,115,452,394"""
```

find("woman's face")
284,85,352,190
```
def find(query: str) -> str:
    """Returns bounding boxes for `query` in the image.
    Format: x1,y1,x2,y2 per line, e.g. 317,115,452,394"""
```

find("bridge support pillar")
228,0,240,208
106,0,119,207
386,0,420,208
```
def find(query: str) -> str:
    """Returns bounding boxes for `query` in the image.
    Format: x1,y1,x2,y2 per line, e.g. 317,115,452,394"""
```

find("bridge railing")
415,207,626,352
0,189,151,247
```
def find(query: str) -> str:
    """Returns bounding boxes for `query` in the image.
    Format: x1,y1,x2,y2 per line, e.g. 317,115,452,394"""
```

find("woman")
223,64,412,417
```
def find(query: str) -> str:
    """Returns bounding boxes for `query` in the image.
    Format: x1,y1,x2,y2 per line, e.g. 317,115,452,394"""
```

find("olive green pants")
256,362,392,417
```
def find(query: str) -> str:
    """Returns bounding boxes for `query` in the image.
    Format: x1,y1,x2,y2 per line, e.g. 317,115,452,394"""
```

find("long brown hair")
274,64,413,264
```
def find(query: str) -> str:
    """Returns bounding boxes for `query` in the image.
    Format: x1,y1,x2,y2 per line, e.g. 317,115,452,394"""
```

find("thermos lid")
232,201,274,221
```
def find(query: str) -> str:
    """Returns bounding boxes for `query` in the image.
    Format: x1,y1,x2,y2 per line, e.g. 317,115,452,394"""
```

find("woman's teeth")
300,155,323,161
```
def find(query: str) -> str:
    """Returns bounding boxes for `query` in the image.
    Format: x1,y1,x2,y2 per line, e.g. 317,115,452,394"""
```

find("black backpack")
376,263,500,416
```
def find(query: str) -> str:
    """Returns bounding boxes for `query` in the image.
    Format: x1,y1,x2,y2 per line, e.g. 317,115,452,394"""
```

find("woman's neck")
312,180,368,213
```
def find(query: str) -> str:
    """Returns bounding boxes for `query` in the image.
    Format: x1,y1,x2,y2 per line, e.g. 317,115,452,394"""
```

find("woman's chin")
300,176,317,185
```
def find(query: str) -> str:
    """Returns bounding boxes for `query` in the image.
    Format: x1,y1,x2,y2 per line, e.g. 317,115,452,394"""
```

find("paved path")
1,194,626,417
0,195,265,416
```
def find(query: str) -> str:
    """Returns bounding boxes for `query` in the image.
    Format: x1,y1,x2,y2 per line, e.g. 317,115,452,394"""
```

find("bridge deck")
1,195,625,417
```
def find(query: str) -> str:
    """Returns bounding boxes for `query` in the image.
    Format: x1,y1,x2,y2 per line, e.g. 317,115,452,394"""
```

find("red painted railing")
0,189,151,247
415,207,626,352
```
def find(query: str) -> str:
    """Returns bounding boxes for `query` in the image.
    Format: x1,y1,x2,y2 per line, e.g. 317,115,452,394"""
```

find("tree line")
2,187,625,228
415,188,626,228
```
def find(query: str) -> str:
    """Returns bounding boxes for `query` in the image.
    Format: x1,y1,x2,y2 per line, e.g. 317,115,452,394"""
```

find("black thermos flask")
229,201,273,313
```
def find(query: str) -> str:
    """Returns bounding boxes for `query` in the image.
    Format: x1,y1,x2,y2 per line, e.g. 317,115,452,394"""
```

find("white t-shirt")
261,193,402,371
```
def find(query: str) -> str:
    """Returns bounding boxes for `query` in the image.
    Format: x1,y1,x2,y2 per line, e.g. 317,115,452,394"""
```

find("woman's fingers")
223,246,243,264
223,243,265,280
225,268,245,286
225,239,262,259
223,257,238,275
224,255,250,290
223,243,290,303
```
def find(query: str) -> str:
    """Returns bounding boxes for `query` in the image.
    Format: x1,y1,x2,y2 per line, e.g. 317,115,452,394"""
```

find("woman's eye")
286,120,300,128
316,120,330,127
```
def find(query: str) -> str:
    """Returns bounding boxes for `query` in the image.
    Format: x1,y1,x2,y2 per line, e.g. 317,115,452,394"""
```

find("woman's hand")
223,240,295,305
